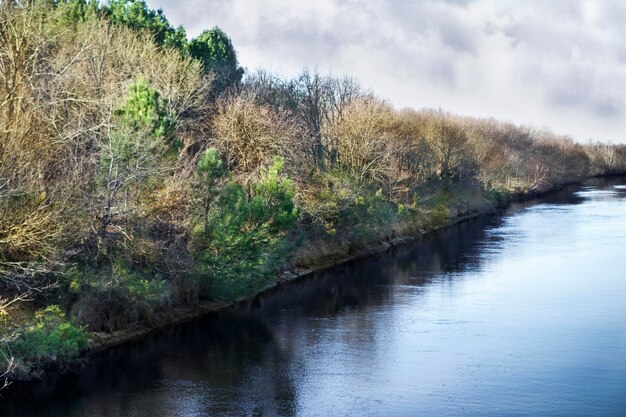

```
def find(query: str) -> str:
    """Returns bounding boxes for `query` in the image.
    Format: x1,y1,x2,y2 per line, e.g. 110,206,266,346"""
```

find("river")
2,177,626,416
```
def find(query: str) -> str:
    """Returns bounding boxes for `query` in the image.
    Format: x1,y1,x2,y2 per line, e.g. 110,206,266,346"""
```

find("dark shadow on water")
2,176,625,416
0,209,508,416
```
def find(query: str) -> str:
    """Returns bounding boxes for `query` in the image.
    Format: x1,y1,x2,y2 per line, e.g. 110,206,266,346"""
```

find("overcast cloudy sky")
147,0,626,144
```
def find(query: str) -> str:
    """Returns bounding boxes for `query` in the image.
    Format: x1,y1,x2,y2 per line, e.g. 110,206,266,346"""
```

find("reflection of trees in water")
154,316,297,417
219,212,509,396
1,316,298,417
6,178,624,417
393,216,497,278
0,337,166,417
119,316,297,417
244,214,498,322
0,198,545,417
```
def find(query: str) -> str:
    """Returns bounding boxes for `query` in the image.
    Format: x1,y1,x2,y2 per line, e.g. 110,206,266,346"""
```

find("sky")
146,0,626,144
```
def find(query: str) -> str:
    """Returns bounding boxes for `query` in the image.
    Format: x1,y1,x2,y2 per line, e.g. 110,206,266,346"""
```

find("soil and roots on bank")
2,0,626,387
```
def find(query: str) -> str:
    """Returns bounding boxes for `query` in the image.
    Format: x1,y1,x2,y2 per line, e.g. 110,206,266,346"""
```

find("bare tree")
212,93,311,178
422,111,470,180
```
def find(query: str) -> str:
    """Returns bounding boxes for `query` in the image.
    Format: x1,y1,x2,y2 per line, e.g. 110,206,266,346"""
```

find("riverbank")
83,179,569,357
85,199,486,354
1,174,622,392
4,175,626,417
0,175,603,389
4,0,626,392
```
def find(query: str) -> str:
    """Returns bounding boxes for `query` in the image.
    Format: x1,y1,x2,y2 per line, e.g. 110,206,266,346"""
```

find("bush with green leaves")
192,150,298,300
423,191,453,227
301,170,397,239
192,148,228,237
1,305,88,375
110,257,168,308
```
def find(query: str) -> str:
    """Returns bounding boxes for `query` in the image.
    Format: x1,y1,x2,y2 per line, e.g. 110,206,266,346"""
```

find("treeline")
1,0,625,385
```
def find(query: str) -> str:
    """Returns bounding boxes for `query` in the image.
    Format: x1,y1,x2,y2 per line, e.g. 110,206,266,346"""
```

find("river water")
2,178,626,416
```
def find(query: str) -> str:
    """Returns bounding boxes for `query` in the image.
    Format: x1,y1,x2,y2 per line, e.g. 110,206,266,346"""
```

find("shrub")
212,94,310,175
116,77,177,141
297,170,397,239
1,305,88,376
188,27,244,94
68,258,169,331
191,154,298,300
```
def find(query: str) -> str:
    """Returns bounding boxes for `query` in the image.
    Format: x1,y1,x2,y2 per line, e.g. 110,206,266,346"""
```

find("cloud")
147,0,626,143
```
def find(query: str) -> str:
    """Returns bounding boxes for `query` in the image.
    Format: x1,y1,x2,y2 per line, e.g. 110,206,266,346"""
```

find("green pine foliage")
192,148,229,241
99,79,177,199
189,27,244,93
116,77,177,141
189,27,238,73
104,77,178,172
54,0,99,25
2,0,626,386
102,0,187,51
192,153,298,300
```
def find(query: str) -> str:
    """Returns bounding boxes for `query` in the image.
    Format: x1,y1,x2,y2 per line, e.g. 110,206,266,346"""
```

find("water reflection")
2,177,626,417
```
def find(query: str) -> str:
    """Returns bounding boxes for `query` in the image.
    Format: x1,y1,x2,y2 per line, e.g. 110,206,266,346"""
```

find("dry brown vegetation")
1,0,626,385
0,3,208,336
212,93,311,178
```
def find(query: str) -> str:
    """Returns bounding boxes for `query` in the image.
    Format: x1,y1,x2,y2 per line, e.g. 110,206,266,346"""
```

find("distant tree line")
1,0,625,387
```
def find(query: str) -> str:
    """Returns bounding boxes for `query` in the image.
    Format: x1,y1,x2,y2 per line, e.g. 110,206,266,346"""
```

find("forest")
1,0,626,387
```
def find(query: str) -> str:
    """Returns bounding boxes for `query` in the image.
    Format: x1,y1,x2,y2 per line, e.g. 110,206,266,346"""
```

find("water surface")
2,178,626,416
